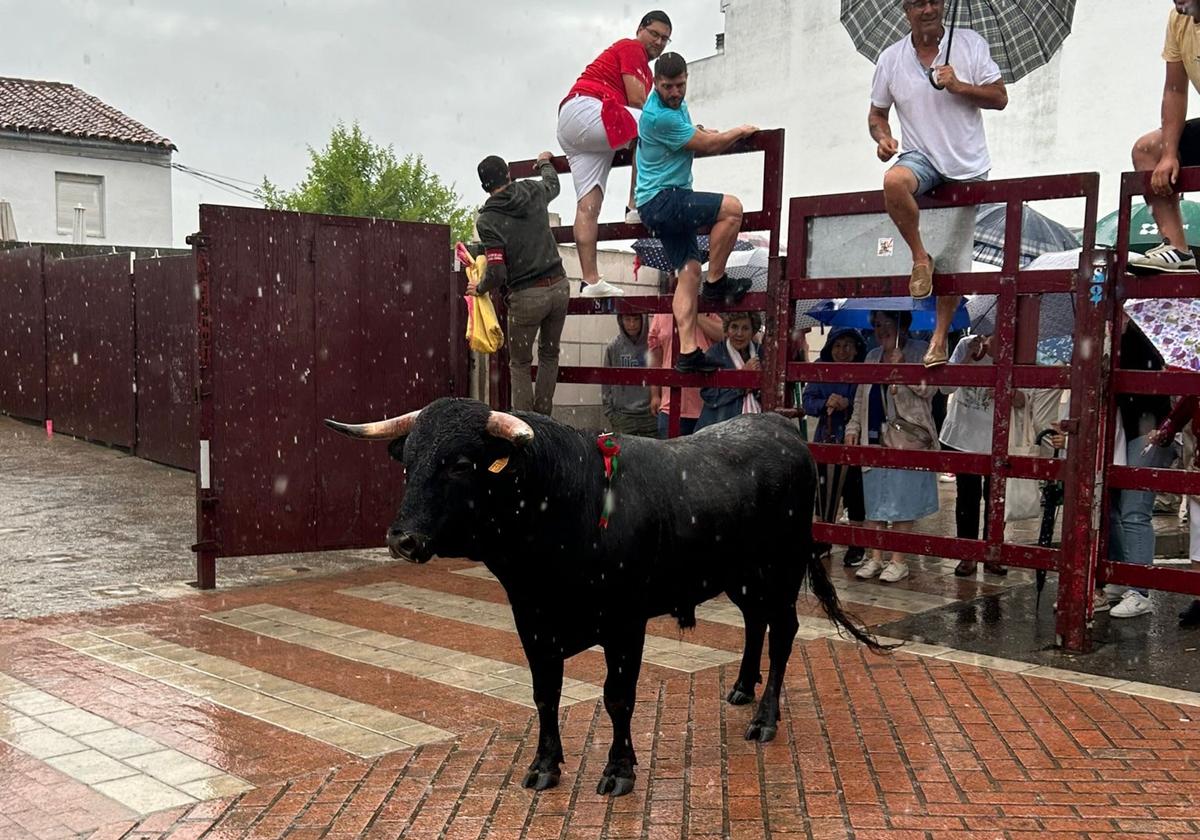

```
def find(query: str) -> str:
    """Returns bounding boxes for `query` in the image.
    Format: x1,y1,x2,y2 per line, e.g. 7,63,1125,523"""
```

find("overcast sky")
2,0,727,245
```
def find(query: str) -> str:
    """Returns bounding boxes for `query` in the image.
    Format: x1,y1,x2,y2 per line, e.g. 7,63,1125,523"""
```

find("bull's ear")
387,437,407,462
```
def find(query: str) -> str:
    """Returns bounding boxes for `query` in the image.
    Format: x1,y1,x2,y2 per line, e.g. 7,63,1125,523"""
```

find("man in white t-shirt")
1128,1,1200,273
868,0,1008,367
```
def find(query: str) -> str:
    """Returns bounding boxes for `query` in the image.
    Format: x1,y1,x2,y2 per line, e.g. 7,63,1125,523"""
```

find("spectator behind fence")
694,312,763,431
472,153,569,416
1106,317,1176,619
868,0,1008,368
803,327,868,568
939,333,1015,577
635,51,758,373
647,311,723,437
1128,1,1200,273
844,310,939,583
602,314,658,437
1146,394,1200,626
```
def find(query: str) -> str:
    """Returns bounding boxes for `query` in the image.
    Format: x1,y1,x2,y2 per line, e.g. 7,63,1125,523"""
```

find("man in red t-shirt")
557,10,672,299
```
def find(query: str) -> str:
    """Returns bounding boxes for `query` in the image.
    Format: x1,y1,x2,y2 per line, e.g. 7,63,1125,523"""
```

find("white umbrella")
720,247,826,329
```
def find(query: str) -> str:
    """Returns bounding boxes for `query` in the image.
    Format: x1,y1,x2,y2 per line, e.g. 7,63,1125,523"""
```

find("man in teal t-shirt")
635,52,758,374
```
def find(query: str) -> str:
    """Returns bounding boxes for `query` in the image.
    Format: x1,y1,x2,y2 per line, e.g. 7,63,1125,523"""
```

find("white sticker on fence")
199,440,211,489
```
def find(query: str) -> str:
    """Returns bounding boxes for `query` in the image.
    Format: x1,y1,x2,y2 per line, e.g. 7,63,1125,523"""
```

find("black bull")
326,397,887,797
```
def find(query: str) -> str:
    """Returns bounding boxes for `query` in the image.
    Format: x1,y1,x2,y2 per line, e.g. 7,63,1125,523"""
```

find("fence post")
1055,249,1114,651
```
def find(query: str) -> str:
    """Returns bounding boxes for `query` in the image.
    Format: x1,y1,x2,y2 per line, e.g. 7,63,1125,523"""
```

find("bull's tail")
803,547,898,653
797,457,897,654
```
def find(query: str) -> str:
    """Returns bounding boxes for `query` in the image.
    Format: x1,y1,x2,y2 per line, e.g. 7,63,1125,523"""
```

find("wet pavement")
878,577,1200,694
2,415,1200,838
0,416,394,620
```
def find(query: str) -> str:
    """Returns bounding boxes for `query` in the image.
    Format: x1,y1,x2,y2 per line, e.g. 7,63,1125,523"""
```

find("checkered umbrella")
631,237,754,273
841,0,1076,85
972,203,1080,268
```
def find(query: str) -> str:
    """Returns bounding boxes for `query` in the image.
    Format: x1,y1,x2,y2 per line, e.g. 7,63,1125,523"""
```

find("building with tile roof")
0,77,174,246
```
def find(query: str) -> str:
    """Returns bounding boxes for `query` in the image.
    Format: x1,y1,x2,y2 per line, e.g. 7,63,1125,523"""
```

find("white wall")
0,134,173,247
686,1,1177,237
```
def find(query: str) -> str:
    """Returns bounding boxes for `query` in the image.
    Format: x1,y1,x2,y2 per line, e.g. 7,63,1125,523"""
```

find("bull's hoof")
726,685,755,705
744,720,778,743
521,768,561,791
596,772,636,797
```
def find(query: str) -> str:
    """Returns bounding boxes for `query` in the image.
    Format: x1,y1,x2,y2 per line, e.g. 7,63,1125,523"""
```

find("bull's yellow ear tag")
488,457,510,474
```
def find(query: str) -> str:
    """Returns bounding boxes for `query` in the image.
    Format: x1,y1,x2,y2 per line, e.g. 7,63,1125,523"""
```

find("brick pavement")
1,559,1199,839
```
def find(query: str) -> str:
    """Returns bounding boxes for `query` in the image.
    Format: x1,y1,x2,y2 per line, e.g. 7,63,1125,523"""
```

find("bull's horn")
324,410,420,440
485,411,535,446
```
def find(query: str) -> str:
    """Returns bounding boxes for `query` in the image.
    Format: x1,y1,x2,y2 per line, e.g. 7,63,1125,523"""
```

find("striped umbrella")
841,0,1076,85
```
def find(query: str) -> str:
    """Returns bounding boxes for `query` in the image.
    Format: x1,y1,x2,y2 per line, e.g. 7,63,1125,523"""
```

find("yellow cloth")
1164,9,1200,94
465,255,504,354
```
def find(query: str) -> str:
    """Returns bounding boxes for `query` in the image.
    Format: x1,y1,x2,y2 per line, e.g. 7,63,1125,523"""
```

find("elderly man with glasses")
868,0,1008,367
556,10,674,298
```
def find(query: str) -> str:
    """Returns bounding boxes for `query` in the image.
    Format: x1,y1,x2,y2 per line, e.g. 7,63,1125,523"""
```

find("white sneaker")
580,278,625,298
879,561,910,583
624,207,642,225
1109,589,1153,618
856,558,884,580
1128,241,1197,273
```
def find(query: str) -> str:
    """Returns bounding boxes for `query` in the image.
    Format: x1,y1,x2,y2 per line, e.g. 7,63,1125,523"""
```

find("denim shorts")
892,149,987,196
637,188,724,270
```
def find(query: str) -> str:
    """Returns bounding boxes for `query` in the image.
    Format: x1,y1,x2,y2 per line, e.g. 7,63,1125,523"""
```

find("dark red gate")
44,252,137,447
784,174,1103,650
0,246,47,422
190,205,465,588
134,254,196,470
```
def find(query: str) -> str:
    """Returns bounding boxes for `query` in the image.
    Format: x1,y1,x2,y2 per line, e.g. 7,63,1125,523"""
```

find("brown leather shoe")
909,257,934,299
954,560,977,577
983,562,1008,576
923,344,949,368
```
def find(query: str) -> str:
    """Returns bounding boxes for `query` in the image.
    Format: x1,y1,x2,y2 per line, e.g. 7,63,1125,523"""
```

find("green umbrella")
1096,200,1200,253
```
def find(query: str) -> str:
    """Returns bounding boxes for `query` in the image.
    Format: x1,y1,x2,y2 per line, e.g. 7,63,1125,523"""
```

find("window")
55,173,105,237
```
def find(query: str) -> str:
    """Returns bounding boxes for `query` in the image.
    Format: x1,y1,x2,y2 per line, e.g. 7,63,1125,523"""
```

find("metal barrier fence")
1098,170,1200,597
503,129,786,437
0,246,47,422
785,174,1103,651
44,253,138,448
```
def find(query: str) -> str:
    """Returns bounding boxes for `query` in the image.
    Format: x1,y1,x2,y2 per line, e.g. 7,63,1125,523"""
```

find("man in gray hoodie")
473,153,569,415
602,313,657,436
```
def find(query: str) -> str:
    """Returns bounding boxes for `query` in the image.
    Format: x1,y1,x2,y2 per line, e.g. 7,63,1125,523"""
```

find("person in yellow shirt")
1130,1,1200,273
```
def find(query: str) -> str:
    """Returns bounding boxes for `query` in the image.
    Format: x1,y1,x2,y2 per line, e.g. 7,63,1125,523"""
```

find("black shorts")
1180,118,1200,167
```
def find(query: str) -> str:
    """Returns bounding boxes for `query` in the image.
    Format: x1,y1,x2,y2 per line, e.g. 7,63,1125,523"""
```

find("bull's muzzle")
387,527,433,563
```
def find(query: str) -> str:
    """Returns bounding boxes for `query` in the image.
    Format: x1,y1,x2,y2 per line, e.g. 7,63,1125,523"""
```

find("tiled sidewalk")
2,559,1199,839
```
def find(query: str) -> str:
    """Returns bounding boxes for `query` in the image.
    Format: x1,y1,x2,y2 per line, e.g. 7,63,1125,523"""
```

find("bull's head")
324,398,534,563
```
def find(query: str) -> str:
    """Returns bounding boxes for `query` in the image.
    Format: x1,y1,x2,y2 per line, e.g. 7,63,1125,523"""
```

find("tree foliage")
259,121,473,243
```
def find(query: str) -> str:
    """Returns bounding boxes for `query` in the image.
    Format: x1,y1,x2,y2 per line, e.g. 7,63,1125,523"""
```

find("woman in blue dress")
843,310,940,583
